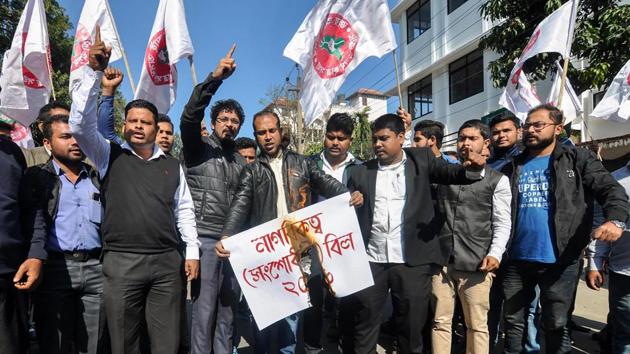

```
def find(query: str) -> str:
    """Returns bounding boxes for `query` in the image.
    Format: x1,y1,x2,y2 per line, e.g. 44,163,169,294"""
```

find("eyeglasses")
216,116,241,125
523,121,558,131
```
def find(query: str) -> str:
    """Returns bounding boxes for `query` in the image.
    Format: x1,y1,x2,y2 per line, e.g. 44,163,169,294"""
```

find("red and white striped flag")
283,0,397,126
0,0,52,127
69,0,123,91
134,0,194,113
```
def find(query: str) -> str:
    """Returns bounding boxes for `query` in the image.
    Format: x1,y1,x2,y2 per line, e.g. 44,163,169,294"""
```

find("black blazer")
347,147,479,267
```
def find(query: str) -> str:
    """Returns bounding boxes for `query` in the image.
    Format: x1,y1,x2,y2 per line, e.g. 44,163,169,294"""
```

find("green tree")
351,108,373,161
479,0,630,93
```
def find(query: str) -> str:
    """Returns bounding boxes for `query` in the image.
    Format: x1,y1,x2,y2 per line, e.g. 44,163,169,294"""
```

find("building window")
408,75,432,118
449,49,484,104
406,0,431,43
448,0,468,14
593,91,605,109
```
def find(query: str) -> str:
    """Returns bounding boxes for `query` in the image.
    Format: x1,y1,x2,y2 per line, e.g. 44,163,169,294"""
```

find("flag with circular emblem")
283,0,397,126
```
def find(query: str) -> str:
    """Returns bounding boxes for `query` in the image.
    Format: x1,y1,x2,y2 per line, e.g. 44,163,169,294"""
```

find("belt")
48,249,102,262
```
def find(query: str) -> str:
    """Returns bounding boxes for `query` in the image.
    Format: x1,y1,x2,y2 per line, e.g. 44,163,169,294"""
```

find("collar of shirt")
320,151,355,171
121,142,165,161
378,152,407,171
51,159,88,179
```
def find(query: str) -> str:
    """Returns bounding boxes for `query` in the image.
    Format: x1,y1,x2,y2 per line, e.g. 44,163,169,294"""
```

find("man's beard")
525,135,554,151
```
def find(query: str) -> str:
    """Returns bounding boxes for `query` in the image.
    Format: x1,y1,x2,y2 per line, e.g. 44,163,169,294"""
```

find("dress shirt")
587,162,630,276
317,151,356,202
481,168,513,262
68,67,200,259
48,160,101,253
367,153,407,263
269,151,289,218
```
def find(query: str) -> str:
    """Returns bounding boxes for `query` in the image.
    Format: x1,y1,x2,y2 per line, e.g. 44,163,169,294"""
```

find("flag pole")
557,0,579,108
103,0,136,93
188,56,198,86
392,49,404,109
45,50,56,101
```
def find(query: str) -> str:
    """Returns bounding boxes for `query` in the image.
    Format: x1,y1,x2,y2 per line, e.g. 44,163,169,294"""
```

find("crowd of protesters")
1,37,629,354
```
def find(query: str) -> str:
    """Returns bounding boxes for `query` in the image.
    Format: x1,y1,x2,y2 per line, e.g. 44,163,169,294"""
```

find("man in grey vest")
431,120,512,354
179,44,246,354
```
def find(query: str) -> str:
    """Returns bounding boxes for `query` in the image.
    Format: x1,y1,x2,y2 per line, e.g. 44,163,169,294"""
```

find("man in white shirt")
68,31,200,353
431,120,512,354
342,114,486,353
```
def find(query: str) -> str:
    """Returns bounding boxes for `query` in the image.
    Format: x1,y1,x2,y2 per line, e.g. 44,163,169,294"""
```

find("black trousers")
102,250,184,354
340,262,437,354
0,275,28,354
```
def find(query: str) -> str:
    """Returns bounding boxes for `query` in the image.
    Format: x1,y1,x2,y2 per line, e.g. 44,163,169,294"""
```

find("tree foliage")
350,108,373,161
479,0,630,93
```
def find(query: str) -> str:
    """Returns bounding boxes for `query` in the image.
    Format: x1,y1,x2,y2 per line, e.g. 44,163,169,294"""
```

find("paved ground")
236,278,610,353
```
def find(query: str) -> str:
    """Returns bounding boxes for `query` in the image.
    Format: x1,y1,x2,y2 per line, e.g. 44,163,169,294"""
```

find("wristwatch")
610,220,627,230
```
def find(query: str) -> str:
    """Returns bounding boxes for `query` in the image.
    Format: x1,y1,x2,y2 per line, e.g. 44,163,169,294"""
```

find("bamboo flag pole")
45,51,56,101
392,48,404,109
103,0,136,93
188,56,198,86
557,0,579,108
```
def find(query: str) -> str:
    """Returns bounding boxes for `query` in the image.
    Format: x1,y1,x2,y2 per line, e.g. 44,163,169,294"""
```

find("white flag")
284,0,397,126
591,59,630,121
547,61,583,123
0,0,51,127
69,0,123,91
499,66,541,121
134,0,194,113
501,0,577,121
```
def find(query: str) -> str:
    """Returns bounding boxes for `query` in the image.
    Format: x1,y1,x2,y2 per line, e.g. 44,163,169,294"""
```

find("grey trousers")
103,250,183,354
34,257,104,354
190,238,239,354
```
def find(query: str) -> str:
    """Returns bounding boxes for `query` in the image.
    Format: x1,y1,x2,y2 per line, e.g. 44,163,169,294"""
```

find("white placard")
223,192,373,329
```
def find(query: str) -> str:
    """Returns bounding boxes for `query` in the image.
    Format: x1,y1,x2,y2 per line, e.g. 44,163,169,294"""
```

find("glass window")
408,75,433,118
448,0,468,14
406,0,431,44
449,49,484,104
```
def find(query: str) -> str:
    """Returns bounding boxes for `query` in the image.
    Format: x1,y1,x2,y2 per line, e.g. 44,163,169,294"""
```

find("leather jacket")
222,150,348,235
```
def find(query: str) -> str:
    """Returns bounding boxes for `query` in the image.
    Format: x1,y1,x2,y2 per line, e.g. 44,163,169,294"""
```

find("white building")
328,88,390,123
389,0,506,143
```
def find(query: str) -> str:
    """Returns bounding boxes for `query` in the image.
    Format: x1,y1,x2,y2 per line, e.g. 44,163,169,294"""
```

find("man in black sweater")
69,30,200,353
0,133,45,353
179,44,246,354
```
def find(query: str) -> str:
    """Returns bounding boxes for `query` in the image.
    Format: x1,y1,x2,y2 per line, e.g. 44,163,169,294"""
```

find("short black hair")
37,101,70,123
371,114,405,135
326,113,354,136
124,99,158,126
0,121,13,132
235,137,257,150
157,113,173,130
210,99,245,125
528,104,564,124
458,119,491,140
252,110,281,131
42,114,70,140
489,114,520,129
414,120,445,148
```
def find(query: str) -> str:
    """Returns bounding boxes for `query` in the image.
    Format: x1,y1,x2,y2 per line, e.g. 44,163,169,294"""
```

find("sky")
57,0,402,139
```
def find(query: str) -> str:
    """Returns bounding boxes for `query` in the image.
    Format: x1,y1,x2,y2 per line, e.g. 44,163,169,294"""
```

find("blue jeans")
254,314,299,354
610,271,630,354
34,257,104,354
524,286,541,353
502,260,579,354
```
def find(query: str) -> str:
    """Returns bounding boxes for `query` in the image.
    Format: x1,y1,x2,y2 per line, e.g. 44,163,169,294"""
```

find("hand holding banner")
222,193,373,329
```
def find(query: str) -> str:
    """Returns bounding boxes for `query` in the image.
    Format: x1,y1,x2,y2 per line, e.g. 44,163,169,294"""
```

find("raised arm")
97,67,124,145
180,44,236,165
427,148,483,185
69,26,112,177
